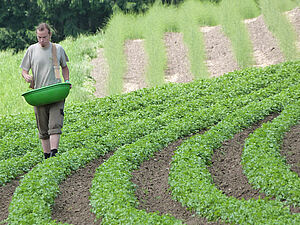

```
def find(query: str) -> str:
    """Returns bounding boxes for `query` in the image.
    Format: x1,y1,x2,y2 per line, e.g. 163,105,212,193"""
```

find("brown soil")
201,25,239,77
90,49,109,98
131,136,225,225
0,178,20,225
123,39,148,93
51,152,113,225
281,123,300,177
208,114,279,201
1,8,300,225
286,7,300,50
164,32,194,82
281,122,300,214
245,16,285,67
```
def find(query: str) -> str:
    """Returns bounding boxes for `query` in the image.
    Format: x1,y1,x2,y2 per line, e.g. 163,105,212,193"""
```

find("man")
21,23,70,159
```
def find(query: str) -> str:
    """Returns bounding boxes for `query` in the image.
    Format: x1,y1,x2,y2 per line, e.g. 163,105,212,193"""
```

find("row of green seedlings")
5,62,299,224
89,71,300,224
1,60,296,185
103,0,299,95
243,102,300,206
169,89,300,225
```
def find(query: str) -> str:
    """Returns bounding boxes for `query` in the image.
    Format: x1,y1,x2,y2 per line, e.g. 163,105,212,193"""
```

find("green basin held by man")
22,83,71,106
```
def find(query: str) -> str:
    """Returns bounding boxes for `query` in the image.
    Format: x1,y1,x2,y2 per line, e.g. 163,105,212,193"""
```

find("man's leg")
49,101,64,157
41,138,51,153
50,134,60,157
34,105,51,158
41,138,51,159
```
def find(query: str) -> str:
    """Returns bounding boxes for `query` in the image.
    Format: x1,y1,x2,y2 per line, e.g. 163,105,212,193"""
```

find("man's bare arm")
22,69,33,83
61,66,69,82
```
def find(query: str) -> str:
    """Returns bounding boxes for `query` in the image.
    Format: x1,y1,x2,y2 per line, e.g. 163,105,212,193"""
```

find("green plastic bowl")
22,83,71,106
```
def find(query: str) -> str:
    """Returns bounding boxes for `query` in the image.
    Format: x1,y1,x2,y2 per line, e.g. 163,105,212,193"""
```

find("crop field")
1,0,300,225
0,61,299,224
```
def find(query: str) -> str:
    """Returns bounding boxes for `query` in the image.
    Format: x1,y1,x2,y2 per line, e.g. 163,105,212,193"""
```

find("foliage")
218,0,256,68
0,0,221,52
0,0,110,52
260,0,300,61
243,102,300,206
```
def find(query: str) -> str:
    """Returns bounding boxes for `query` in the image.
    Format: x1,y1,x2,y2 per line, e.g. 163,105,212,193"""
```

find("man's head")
36,23,52,48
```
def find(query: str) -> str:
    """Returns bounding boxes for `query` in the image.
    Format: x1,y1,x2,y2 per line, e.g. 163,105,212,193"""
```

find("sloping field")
1,5,300,225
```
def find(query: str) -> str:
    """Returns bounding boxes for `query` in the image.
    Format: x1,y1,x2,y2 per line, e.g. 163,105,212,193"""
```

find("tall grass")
144,3,177,86
260,0,300,61
218,0,256,68
179,0,210,79
0,50,31,115
102,13,128,95
103,12,148,95
102,0,298,86
0,33,102,115
61,33,103,101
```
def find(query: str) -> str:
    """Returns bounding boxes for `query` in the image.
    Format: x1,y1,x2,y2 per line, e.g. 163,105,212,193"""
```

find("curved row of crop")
2,62,296,185
89,69,300,223
243,102,300,206
169,88,300,224
4,62,300,224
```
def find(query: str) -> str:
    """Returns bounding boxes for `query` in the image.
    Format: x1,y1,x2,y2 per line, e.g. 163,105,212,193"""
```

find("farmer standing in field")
20,23,70,159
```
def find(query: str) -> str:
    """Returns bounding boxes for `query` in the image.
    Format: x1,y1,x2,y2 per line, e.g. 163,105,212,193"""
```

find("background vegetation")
0,0,220,52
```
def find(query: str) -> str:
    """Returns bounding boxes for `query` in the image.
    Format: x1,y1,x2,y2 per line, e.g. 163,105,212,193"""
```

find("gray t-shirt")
20,42,69,89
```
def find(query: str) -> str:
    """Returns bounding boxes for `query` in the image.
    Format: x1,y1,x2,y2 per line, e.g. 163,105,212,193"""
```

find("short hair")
36,23,52,34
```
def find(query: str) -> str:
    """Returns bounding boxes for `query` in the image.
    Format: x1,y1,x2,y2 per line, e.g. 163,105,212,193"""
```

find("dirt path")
131,135,225,225
208,114,278,201
245,16,285,67
0,178,20,225
90,49,109,98
281,123,300,177
51,152,113,225
123,39,148,93
201,25,239,77
164,32,194,83
286,7,300,50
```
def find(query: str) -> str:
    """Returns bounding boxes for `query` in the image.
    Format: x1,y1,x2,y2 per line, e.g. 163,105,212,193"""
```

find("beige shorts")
34,100,65,139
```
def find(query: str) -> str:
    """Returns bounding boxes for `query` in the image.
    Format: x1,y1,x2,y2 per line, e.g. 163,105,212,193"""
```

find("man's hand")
22,69,33,83
22,73,33,83
65,80,72,89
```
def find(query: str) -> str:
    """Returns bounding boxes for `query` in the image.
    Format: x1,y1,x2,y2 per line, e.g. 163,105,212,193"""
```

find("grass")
143,3,176,86
260,0,300,61
218,0,257,68
0,50,29,115
103,13,128,95
178,0,210,79
61,33,104,101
